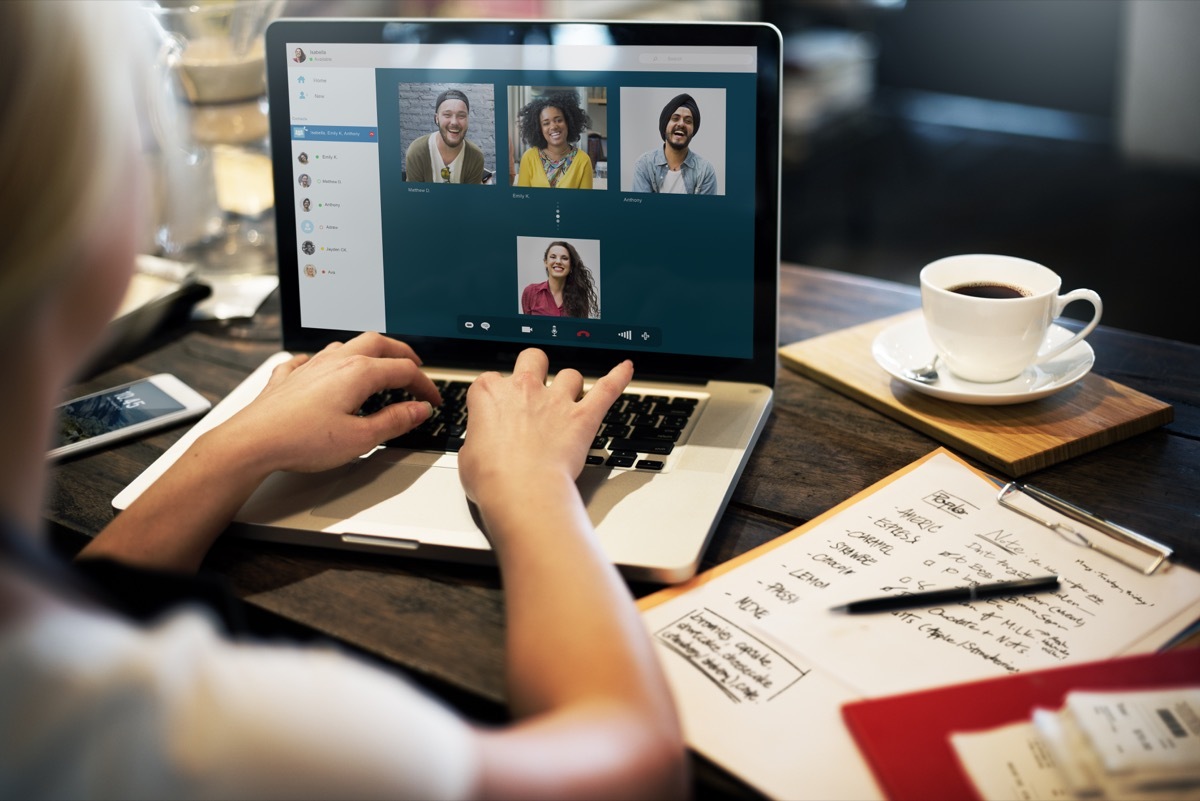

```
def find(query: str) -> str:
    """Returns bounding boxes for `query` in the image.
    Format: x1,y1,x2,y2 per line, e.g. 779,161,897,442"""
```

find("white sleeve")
0,605,482,800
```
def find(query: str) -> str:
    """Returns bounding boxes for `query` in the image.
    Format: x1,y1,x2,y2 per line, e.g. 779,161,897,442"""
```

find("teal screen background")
375,68,757,359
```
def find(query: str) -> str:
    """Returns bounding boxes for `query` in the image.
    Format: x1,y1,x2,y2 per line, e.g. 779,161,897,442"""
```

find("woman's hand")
458,348,631,515
81,333,441,572
217,332,442,475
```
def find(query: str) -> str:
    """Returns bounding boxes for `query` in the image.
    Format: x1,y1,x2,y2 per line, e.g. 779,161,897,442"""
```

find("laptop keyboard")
360,379,702,471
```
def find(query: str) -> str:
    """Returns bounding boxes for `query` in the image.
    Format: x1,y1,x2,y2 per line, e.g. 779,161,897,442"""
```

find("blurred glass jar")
141,0,283,280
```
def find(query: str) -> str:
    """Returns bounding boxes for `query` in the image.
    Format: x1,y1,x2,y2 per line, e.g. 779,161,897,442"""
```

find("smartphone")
49,374,211,460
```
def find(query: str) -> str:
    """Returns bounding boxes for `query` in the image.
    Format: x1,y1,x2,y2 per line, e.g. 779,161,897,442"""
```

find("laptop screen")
266,20,780,386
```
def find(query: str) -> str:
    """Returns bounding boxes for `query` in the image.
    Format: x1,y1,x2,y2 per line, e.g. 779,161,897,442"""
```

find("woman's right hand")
458,349,631,515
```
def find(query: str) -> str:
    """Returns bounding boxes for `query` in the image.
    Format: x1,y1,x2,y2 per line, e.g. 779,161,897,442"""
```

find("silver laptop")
115,18,782,583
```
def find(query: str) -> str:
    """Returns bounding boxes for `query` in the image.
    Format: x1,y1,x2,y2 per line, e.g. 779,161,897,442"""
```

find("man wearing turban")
631,92,718,195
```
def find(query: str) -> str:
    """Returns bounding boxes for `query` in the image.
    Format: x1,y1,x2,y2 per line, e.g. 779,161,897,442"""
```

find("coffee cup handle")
1036,289,1103,364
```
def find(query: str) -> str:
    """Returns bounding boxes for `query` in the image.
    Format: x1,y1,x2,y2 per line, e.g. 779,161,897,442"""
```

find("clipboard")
841,649,1200,801
994,481,1173,575
636,448,1200,801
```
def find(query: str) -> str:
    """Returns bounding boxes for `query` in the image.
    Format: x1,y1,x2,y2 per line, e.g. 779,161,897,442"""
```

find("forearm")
493,506,661,706
478,475,682,745
78,427,272,573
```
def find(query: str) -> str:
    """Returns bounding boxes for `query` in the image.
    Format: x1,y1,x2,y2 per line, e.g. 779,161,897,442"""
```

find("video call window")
399,82,497,185
508,86,607,190
515,236,602,319
619,87,727,196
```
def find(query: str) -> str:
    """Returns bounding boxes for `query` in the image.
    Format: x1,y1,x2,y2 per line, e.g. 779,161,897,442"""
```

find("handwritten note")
652,607,810,704
639,449,1200,800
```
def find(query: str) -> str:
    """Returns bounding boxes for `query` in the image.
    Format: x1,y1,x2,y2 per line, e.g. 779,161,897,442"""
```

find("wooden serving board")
779,311,1174,476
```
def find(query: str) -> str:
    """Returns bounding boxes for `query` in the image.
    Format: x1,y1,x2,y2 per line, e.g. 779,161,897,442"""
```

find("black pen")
830,575,1061,614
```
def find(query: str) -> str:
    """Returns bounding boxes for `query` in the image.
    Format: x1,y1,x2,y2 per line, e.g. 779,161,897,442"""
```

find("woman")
521,241,600,318
514,91,593,189
0,3,683,799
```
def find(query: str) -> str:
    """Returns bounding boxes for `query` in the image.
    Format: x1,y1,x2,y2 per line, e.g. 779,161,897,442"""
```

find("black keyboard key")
385,431,444,450
600,423,633,440
606,455,636,468
603,410,634,427
609,438,675,455
629,427,680,442
660,414,690,430
636,460,665,471
585,455,605,466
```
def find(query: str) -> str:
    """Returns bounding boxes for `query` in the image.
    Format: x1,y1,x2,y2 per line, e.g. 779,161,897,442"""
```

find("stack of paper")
953,687,1200,801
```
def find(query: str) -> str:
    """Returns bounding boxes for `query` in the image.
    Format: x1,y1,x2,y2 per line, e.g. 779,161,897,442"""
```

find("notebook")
114,18,783,583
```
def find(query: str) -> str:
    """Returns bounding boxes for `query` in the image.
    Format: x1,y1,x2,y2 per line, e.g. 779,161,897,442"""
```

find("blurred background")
285,0,1200,344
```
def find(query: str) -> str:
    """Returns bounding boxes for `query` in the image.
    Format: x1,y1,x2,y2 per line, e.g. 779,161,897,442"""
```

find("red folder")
841,648,1200,801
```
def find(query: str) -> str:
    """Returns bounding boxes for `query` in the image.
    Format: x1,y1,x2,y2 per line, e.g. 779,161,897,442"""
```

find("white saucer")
872,317,1095,405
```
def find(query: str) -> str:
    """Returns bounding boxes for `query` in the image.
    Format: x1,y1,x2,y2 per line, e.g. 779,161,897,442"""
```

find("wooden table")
46,264,1200,798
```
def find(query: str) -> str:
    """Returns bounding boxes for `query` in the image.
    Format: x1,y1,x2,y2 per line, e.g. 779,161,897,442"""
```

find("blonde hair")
0,1,145,331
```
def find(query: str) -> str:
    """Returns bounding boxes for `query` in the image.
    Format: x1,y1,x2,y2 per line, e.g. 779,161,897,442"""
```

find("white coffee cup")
919,254,1102,383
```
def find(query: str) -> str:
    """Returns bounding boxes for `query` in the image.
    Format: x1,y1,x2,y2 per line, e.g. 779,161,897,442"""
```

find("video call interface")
286,40,760,359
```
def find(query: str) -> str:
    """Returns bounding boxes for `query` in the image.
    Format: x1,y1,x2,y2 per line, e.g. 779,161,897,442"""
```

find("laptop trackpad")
309,450,479,532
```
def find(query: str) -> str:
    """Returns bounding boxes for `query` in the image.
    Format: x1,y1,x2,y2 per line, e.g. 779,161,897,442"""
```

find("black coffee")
949,282,1030,300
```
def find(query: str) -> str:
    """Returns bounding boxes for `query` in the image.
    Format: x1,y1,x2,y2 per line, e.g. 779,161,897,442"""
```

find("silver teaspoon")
904,355,940,384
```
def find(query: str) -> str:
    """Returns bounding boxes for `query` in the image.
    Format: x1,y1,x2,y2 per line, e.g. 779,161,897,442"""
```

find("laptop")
115,18,782,583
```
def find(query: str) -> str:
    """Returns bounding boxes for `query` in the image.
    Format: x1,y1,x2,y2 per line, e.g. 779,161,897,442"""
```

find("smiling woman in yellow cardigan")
515,90,594,189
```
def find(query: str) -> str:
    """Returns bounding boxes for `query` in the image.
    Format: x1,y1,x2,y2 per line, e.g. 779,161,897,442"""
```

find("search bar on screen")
638,52,755,67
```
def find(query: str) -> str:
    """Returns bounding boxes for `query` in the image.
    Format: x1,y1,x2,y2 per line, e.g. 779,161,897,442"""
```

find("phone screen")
56,380,186,447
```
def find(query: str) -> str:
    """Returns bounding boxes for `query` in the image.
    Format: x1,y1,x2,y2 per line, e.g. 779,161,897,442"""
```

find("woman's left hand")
218,332,442,474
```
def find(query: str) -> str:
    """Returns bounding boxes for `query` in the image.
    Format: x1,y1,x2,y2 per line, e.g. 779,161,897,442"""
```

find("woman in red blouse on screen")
521,240,599,318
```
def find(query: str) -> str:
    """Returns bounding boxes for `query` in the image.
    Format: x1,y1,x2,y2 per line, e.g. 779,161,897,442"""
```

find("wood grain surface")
779,310,1174,476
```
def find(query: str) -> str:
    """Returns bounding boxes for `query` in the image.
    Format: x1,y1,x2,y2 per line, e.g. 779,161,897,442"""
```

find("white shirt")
428,133,465,184
0,604,479,800
659,168,686,194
